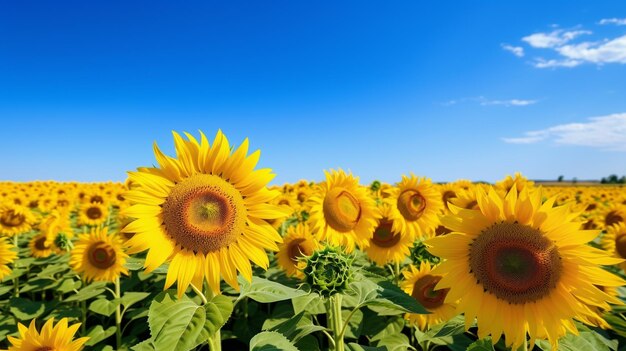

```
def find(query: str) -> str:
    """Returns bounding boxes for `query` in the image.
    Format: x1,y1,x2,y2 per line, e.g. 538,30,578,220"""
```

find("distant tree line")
600,174,626,184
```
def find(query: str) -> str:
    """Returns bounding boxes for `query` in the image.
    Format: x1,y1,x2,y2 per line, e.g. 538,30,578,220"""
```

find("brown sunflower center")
34,236,49,251
442,190,456,210
86,206,103,220
397,190,426,221
287,238,308,263
0,210,25,227
162,174,246,254
91,195,104,203
297,192,307,203
470,222,562,304
371,219,402,248
412,274,449,310
615,234,626,259
323,187,361,232
87,242,117,269
465,200,478,210
435,225,452,236
35,347,54,351
606,211,624,227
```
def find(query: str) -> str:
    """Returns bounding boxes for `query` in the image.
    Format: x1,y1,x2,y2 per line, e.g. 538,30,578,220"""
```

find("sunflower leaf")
238,276,308,303
204,294,233,335
249,331,300,351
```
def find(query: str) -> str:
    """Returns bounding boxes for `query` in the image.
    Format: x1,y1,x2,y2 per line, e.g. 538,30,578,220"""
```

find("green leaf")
64,281,107,302
125,257,145,271
121,292,151,310
84,325,117,346
536,329,618,351
342,308,364,340
295,335,320,351
204,294,233,335
267,311,326,343
373,334,416,351
467,338,496,351
347,279,427,315
239,276,307,303
346,344,386,351
9,297,45,320
56,278,82,293
147,292,210,351
250,331,300,351
292,293,326,315
89,298,118,317
132,340,157,351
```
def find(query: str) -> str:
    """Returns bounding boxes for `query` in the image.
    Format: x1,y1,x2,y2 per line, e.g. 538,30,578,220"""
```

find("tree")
557,175,564,182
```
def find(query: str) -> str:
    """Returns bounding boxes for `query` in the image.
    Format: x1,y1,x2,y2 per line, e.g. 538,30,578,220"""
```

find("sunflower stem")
81,300,87,335
114,276,122,349
204,286,222,351
394,261,401,283
329,294,345,351
190,283,208,305
13,234,19,297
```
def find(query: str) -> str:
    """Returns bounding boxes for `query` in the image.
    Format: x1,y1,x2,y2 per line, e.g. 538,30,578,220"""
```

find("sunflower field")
1,130,626,351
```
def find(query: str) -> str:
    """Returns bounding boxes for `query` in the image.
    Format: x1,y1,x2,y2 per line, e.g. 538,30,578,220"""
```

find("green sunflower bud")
303,246,354,298
410,240,440,265
54,232,74,251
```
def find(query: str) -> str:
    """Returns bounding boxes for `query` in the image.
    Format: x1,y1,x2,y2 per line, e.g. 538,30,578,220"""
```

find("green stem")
115,277,122,349
394,261,401,284
13,234,19,297
190,283,208,305
331,294,345,351
81,300,87,335
204,286,222,351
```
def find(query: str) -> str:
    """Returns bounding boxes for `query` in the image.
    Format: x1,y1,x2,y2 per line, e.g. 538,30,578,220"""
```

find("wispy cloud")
501,44,524,57
522,30,591,48
509,22,626,68
503,113,626,150
441,96,538,107
599,18,626,26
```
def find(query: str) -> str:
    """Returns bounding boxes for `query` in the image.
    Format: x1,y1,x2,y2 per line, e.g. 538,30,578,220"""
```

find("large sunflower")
363,203,413,266
0,203,38,236
70,226,128,282
308,169,379,253
3,318,89,351
121,130,287,296
276,222,319,278
386,174,443,240
401,261,457,330
601,222,626,272
0,236,17,280
426,187,625,349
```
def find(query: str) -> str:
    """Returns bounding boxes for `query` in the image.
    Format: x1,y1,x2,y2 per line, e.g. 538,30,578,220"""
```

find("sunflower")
70,226,128,282
438,183,459,213
29,234,53,258
3,318,89,351
276,223,319,278
121,130,287,296
363,203,413,266
495,172,534,196
0,203,38,236
77,202,109,227
0,236,17,280
601,222,626,272
385,174,443,240
600,204,626,230
426,187,625,349
401,261,457,330
308,169,379,253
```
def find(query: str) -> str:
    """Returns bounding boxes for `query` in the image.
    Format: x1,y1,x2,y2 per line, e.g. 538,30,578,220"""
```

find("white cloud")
599,18,626,26
532,58,582,68
556,35,626,64
503,113,626,150
501,44,524,57
522,30,591,48
480,98,537,107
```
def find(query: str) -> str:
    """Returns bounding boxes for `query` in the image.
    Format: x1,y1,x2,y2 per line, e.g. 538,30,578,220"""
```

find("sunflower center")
605,211,624,227
323,187,361,232
0,210,25,227
371,219,402,248
35,347,54,351
34,236,49,250
288,238,308,263
162,174,246,254
397,190,426,221
87,242,117,269
442,190,456,210
86,206,103,220
412,274,448,310
465,200,478,210
470,222,562,304
615,234,626,259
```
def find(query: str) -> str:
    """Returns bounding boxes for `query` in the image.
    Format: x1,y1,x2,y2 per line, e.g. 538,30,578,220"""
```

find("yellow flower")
601,222,626,272
3,318,88,351
426,186,625,349
0,203,38,236
122,130,287,296
363,203,413,266
77,202,109,227
276,223,319,278
308,169,379,253
0,236,17,280
401,262,457,330
70,226,128,282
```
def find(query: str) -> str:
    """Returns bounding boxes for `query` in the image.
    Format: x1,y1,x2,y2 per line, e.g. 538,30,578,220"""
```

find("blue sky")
1,1,626,185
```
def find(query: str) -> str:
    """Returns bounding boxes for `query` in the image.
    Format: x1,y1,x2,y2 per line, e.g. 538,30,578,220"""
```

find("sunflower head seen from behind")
426,186,625,349
122,130,287,296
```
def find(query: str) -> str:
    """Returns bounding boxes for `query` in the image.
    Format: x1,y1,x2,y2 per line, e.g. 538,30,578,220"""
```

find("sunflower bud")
54,232,73,251
303,246,354,298
410,241,440,265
